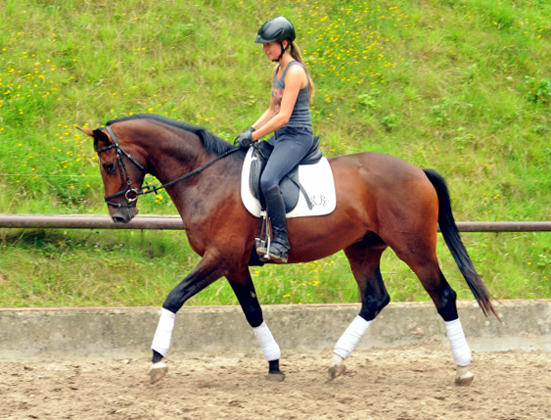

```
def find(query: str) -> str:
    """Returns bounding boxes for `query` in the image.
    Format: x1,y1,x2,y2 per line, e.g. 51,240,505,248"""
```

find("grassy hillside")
0,0,550,307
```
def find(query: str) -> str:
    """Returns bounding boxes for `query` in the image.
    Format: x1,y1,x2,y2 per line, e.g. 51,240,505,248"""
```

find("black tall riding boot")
257,185,290,263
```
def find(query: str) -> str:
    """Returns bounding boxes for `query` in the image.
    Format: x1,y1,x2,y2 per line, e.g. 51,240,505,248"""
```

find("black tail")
423,169,498,319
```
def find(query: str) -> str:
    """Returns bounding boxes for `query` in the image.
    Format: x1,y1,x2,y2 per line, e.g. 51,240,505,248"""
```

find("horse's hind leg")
391,240,474,386
416,263,474,386
329,237,390,379
227,268,285,382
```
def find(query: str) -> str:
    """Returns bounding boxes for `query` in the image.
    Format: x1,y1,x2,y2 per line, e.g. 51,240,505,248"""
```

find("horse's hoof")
328,353,346,380
266,372,286,382
149,362,168,384
455,373,474,386
455,365,474,387
328,364,346,380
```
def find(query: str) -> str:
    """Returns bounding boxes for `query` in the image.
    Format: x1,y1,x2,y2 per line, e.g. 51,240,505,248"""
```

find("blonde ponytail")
290,41,315,104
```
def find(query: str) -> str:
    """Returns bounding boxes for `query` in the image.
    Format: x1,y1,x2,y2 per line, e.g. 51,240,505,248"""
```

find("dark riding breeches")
259,126,314,194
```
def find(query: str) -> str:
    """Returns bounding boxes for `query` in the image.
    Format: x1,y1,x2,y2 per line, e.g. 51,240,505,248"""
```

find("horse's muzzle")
110,206,139,223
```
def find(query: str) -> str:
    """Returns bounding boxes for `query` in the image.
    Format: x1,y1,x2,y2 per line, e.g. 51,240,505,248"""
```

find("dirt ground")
1,345,550,420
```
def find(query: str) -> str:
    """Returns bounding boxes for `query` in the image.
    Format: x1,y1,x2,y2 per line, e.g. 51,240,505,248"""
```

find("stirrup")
255,238,266,255
255,234,270,258
258,241,289,264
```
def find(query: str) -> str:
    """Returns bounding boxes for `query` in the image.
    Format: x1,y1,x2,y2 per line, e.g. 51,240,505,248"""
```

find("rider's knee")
260,177,277,195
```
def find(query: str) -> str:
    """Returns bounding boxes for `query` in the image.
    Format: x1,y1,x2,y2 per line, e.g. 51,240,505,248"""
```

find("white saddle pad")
240,147,337,219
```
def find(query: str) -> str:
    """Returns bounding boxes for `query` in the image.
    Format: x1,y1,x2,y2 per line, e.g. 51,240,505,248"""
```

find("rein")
95,125,239,208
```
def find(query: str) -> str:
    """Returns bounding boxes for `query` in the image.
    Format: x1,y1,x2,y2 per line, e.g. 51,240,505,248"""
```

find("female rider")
235,16,315,264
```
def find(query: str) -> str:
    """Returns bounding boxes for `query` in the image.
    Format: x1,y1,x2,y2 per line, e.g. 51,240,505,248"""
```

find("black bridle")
95,125,239,208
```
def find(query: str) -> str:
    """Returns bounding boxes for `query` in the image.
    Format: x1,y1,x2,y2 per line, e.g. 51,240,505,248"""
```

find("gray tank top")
271,61,312,129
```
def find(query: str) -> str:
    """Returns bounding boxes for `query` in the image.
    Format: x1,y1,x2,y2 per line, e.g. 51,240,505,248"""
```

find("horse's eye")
103,162,116,173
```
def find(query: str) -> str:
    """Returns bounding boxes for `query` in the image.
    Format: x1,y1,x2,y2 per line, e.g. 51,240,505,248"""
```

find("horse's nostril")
112,216,127,223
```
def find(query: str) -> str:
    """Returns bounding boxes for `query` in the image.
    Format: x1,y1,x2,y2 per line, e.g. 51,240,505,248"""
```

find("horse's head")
79,125,146,223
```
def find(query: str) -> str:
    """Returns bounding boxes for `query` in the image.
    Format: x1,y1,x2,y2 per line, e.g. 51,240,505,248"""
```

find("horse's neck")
143,130,239,216
146,131,206,183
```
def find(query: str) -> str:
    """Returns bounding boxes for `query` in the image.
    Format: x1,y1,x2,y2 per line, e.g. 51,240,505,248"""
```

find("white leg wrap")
334,315,373,360
253,322,281,361
151,308,176,357
445,318,472,367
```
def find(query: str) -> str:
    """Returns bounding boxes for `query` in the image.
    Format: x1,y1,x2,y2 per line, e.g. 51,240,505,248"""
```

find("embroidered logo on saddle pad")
241,146,337,218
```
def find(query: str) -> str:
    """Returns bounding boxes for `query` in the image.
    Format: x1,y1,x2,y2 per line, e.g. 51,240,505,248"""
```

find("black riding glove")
235,126,255,148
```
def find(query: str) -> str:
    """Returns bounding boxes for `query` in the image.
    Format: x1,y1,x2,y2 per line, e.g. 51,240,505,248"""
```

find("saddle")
249,136,323,213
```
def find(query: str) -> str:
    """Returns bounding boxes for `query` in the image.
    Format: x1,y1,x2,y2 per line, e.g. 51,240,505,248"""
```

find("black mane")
106,114,239,157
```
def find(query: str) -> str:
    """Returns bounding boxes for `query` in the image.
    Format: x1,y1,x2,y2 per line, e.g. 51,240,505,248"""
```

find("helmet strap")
274,41,289,62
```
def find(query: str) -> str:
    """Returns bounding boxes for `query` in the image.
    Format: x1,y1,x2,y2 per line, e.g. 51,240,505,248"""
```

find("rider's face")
262,41,286,61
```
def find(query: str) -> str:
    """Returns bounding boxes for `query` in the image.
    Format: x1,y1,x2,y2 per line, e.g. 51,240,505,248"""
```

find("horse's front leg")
228,268,285,382
149,255,223,384
329,244,390,379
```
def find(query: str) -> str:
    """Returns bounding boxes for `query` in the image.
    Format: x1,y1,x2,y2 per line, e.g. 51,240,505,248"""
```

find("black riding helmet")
255,17,296,61
255,16,296,43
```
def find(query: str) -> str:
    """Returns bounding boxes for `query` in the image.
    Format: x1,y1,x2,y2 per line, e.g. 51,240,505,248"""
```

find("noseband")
94,125,239,208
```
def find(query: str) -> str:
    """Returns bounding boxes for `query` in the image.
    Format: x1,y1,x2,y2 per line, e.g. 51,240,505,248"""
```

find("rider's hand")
235,126,255,148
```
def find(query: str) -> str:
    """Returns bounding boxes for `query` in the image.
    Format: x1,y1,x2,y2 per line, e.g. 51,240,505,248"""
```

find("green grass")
0,228,549,308
0,0,550,308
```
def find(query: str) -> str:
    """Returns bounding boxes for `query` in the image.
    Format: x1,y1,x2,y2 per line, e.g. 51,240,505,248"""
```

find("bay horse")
79,114,497,386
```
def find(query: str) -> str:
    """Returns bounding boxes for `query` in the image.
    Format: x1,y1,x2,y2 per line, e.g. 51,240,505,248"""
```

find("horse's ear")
77,127,110,150
76,127,109,143
77,127,94,137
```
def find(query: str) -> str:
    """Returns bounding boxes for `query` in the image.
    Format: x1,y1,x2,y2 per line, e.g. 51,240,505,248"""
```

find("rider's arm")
251,106,276,131
251,65,307,142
